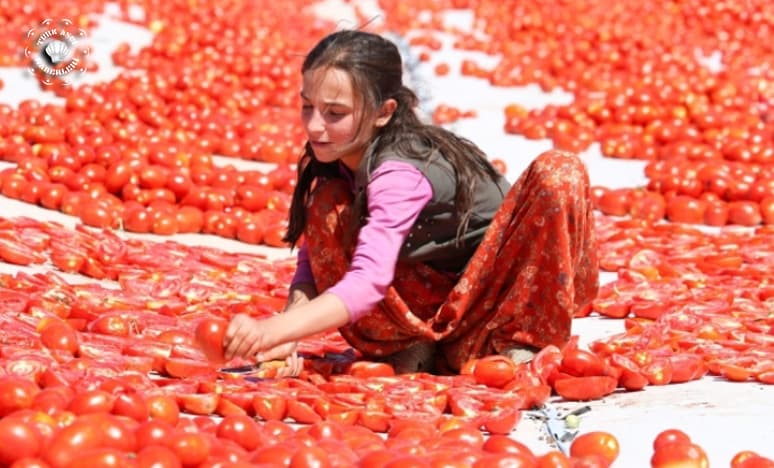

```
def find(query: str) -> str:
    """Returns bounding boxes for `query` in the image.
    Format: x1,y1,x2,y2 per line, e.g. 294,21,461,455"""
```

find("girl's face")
301,67,391,170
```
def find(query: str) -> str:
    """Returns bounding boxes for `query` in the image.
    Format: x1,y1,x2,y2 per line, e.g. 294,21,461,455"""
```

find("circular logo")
24,18,90,85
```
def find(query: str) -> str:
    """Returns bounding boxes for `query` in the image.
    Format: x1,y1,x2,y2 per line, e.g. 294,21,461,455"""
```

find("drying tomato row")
0,371,769,467
579,216,774,384
3,381,767,468
0,103,297,244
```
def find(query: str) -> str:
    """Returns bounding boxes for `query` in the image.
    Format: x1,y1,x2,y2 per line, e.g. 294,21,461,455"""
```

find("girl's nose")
306,110,325,135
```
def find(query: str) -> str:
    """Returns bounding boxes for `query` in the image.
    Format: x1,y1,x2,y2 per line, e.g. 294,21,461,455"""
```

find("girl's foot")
386,341,437,374
502,345,539,364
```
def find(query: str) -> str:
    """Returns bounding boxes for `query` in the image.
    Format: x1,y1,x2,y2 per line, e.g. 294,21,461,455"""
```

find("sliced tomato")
163,357,216,379
479,406,521,435
561,349,607,377
286,399,322,424
252,393,287,421
177,393,220,415
553,376,618,401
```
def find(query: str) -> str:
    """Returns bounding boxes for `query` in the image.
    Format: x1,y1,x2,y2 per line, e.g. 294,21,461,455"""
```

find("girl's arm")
268,292,350,344
224,292,349,360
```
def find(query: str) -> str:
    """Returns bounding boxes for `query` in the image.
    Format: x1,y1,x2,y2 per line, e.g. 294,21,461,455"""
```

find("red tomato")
490,158,508,175
79,413,138,453
135,445,182,468
168,431,212,467
252,443,295,466
80,199,120,229
253,393,287,422
39,321,79,355
31,387,73,415
531,345,563,385
760,197,774,225
39,183,68,210
731,452,774,468
43,419,104,467
67,390,115,415
703,200,729,226
570,431,620,465
111,392,149,422
176,206,204,233
236,217,265,244
536,450,571,468
482,435,536,461
652,429,692,451
135,419,176,448
728,201,762,226
287,400,323,425
89,315,130,337
479,406,522,435
347,361,396,378
289,446,332,468
473,355,518,388
0,376,40,417
216,414,262,451
178,393,219,416
0,417,42,465
440,425,485,448
596,188,630,216
153,212,180,235
195,317,228,364
642,359,673,385
666,196,706,224
618,368,649,391
146,395,180,426
651,442,709,468
553,376,617,401
561,349,606,377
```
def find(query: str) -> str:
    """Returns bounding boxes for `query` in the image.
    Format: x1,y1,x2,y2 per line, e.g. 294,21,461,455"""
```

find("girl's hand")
223,314,304,377
258,342,304,378
223,313,273,361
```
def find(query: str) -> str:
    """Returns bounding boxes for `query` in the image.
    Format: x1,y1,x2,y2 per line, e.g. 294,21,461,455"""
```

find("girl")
223,30,599,376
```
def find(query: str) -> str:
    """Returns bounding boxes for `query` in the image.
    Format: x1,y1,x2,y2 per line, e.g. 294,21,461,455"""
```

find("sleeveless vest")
353,137,511,272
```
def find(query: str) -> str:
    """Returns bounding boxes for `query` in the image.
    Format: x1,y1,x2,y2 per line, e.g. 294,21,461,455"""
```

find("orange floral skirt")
303,150,599,372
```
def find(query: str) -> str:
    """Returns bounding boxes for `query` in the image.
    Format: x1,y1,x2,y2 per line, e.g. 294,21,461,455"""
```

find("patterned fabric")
304,150,599,372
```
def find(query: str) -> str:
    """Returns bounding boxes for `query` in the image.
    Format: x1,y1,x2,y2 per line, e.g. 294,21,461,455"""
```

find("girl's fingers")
245,338,265,363
233,329,257,360
286,351,303,377
224,322,248,360
223,315,245,359
257,341,296,362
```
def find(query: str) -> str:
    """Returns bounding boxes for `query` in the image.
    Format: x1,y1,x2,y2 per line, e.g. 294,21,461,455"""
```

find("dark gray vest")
353,137,511,272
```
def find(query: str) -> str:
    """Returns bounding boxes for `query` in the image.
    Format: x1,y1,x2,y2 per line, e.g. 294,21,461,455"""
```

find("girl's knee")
531,150,590,194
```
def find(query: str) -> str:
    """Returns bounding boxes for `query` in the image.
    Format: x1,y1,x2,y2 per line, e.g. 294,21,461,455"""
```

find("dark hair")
284,30,501,247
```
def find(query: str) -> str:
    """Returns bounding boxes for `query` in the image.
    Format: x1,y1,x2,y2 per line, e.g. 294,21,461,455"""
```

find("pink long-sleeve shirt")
290,160,433,322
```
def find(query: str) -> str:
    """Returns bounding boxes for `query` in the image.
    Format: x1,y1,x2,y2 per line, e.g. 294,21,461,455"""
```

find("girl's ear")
374,98,398,128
